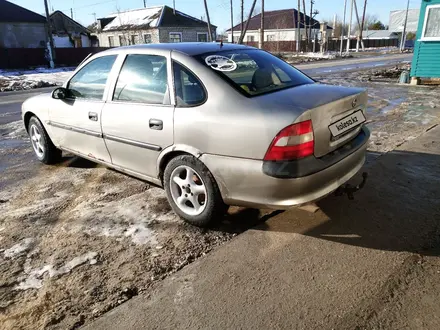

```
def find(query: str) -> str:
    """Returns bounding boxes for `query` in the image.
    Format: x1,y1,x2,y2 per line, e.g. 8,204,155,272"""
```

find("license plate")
328,110,366,137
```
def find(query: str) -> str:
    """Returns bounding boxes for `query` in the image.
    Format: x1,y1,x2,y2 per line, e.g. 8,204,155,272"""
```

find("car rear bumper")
200,127,369,209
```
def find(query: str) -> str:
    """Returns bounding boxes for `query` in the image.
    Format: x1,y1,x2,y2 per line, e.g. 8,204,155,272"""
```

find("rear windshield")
195,49,314,97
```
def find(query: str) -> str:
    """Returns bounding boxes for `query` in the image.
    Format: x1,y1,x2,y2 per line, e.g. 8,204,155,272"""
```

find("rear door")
48,54,118,163
101,51,174,178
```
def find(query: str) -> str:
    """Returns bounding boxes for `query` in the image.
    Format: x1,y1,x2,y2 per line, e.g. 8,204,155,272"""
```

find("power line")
58,0,116,13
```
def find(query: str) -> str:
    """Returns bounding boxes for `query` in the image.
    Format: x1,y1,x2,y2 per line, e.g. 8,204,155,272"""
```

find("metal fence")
0,47,111,69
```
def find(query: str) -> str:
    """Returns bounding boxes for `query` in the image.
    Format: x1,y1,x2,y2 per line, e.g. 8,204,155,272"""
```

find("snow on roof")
103,6,163,31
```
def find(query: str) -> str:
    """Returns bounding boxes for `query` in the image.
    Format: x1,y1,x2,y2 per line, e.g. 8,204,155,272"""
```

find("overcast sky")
10,0,422,32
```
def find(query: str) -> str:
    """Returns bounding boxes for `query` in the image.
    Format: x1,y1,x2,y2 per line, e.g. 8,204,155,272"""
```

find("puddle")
0,138,26,148
380,97,406,114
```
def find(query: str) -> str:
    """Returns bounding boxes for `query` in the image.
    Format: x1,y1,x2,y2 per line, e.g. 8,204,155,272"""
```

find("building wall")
228,29,328,42
158,27,216,43
0,22,47,48
411,0,440,78
97,29,160,47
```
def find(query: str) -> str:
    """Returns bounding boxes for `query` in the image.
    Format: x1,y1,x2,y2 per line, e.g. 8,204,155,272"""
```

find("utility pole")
44,0,55,67
260,0,264,49
302,0,308,44
238,0,257,44
230,0,234,43
309,0,314,49
297,0,301,53
143,0,147,8
401,0,410,52
346,0,354,53
359,0,367,51
241,0,244,42
353,0,362,52
340,0,347,55
203,0,213,41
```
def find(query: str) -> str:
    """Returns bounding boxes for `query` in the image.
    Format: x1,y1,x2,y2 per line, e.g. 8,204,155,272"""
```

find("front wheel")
164,155,227,227
28,116,62,164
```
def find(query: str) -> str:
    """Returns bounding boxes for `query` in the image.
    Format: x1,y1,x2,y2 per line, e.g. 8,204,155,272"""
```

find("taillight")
264,120,314,161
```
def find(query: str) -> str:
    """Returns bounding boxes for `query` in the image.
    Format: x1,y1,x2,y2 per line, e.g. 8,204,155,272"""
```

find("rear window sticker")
205,55,237,72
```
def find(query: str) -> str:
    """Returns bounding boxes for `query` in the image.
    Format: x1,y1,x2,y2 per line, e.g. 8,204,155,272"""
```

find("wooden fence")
244,38,399,53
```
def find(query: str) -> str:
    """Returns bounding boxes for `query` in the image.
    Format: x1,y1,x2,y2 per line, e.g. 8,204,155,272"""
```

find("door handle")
149,119,163,130
88,112,98,121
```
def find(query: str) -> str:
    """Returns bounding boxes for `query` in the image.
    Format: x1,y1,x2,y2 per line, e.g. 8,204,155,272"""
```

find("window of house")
197,32,208,42
119,35,128,46
169,32,182,43
422,5,440,40
144,34,152,44
68,55,117,100
130,35,140,45
247,35,255,42
173,62,206,107
113,54,169,104
267,35,275,41
108,36,115,47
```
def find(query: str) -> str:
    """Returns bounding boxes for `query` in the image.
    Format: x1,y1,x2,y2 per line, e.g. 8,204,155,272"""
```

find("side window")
173,62,206,107
113,54,169,104
68,55,117,100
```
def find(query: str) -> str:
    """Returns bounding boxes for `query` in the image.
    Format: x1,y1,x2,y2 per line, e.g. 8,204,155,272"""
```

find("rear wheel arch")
159,150,195,184
24,111,37,133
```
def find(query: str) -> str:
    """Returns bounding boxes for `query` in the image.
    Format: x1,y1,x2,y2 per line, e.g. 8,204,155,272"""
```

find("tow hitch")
334,172,368,200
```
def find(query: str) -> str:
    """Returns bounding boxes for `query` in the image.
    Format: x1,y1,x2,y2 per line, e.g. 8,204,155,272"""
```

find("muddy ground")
0,67,439,330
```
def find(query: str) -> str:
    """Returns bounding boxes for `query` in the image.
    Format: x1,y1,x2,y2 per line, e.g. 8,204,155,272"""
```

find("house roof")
227,8,330,32
362,30,399,39
100,5,216,32
50,10,90,34
0,0,46,23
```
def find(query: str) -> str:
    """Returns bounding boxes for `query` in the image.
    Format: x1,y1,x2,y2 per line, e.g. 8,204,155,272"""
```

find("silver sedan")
22,43,369,227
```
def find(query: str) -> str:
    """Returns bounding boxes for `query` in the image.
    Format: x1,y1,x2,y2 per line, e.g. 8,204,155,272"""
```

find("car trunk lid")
261,83,368,158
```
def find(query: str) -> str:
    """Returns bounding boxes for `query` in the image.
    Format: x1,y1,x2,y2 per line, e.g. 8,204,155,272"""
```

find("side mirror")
52,87,67,100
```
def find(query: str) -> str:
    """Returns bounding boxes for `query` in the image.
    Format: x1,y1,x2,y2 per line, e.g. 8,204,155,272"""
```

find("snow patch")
69,191,175,245
15,252,98,290
3,238,35,258
0,120,28,140
298,52,337,59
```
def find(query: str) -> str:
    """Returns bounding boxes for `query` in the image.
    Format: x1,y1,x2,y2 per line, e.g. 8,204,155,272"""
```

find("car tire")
28,116,62,164
164,155,227,227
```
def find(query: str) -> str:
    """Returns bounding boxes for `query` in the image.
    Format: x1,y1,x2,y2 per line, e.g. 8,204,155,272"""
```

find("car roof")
100,42,255,56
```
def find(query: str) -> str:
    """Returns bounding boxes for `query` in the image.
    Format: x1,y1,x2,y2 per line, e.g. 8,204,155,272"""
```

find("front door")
48,55,118,163
101,53,174,178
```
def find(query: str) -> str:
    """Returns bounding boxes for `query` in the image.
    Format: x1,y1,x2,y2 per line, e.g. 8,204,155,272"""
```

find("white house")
226,8,332,43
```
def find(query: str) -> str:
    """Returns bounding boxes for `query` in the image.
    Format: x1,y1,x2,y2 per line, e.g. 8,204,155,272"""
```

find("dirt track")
1,67,440,329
